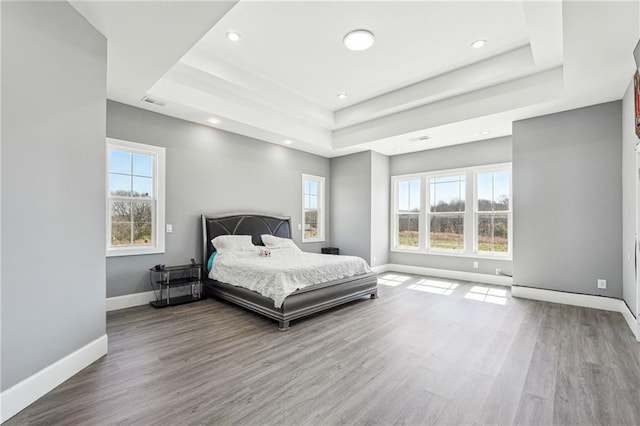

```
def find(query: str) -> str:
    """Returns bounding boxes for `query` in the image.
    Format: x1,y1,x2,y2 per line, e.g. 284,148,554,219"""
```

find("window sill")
302,238,326,244
107,247,165,257
390,247,512,261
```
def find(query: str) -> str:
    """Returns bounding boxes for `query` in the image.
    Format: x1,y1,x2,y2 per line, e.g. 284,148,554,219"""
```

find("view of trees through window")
395,166,510,255
397,179,420,247
429,175,465,250
303,178,321,239
477,171,510,253
109,149,154,247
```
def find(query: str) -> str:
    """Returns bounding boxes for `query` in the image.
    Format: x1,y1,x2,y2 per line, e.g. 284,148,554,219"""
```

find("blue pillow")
207,252,217,271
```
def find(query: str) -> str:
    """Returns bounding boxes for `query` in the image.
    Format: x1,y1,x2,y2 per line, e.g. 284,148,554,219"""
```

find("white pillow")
212,235,256,252
261,235,301,251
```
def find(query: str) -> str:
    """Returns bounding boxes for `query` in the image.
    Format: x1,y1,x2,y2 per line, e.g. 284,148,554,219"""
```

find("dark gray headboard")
201,213,292,265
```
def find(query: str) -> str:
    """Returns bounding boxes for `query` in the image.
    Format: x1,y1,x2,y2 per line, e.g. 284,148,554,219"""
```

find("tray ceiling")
71,1,640,158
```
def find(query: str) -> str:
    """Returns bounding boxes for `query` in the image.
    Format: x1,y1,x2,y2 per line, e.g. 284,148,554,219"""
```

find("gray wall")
330,151,372,262
106,101,330,297
370,152,390,266
622,79,638,316
389,137,513,276
1,1,107,390
512,101,622,298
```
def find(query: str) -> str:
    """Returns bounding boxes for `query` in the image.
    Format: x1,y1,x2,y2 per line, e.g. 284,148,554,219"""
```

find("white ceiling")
71,0,640,158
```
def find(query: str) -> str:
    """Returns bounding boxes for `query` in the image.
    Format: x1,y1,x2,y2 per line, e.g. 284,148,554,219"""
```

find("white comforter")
209,248,372,308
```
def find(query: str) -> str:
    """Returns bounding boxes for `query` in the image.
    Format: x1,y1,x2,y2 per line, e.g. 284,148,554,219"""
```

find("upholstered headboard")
201,213,292,265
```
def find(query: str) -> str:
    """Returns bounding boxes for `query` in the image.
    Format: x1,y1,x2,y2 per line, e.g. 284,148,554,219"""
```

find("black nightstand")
149,264,202,308
321,247,339,255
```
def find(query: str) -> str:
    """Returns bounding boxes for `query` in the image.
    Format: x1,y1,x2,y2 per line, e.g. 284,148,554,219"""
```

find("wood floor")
7,273,640,425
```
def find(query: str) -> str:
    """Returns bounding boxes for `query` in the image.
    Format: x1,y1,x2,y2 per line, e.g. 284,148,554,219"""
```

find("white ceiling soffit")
76,1,639,157
69,0,238,108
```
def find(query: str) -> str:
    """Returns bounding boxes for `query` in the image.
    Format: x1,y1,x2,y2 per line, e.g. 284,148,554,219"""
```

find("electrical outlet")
166,224,173,233
496,268,501,276
597,279,607,289
473,261,479,269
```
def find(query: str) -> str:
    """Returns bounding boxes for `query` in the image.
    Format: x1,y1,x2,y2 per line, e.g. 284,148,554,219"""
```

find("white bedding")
209,248,372,308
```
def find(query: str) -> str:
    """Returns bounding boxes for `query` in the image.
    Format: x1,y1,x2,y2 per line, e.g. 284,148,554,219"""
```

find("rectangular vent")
141,96,166,107
408,135,430,142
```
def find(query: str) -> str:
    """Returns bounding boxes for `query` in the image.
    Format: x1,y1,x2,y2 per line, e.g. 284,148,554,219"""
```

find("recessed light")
480,130,491,136
393,147,401,152
284,140,293,145
337,92,348,100
471,39,487,49
226,31,242,42
343,29,375,51
208,118,221,125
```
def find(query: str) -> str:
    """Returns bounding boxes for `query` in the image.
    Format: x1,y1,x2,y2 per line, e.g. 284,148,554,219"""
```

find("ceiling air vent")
408,135,430,142
141,96,166,107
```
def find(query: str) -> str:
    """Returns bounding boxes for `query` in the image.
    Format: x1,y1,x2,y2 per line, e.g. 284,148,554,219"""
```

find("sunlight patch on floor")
464,285,508,305
407,279,458,296
378,274,411,287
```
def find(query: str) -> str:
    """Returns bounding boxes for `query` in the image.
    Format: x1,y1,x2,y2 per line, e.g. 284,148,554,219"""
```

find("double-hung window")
429,174,465,251
395,178,421,249
475,169,511,254
302,174,325,242
107,138,165,256
392,163,511,258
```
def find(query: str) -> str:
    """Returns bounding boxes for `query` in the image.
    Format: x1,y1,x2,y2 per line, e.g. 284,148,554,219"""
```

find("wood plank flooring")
7,273,640,425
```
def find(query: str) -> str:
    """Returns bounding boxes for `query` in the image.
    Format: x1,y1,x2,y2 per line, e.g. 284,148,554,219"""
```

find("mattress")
209,248,372,308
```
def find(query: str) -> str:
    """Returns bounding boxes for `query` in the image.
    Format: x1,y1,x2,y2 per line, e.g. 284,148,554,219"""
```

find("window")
302,174,325,242
392,163,511,258
429,174,465,251
107,138,165,256
476,170,510,253
395,178,421,248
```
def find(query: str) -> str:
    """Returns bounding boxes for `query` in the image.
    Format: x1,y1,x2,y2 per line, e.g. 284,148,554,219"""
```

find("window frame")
106,138,166,257
301,173,325,243
392,174,423,250
473,166,513,256
391,163,512,259
427,172,467,254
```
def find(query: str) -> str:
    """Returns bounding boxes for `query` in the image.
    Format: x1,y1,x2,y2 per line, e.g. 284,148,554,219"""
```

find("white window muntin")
427,172,467,253
107,138,166,257
391,163,511,259
393,175,424,250
302,174,325,243
473,165,512,257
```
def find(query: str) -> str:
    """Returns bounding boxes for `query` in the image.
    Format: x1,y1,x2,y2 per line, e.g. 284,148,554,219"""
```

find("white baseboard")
370,264,390,274
512,285,640,342
1,334,108,422
375,263,513,286
106,290,155,312
621,302,640,342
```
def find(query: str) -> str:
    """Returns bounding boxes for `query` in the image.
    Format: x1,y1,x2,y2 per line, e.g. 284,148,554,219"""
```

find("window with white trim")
302,174,325,242
429,174,465,251
475,170,510,254
396,177,421,248
392,163,511,258
107,138,165,256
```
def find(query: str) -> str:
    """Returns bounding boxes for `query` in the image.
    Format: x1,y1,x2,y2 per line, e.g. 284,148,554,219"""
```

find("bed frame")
201,213,378,330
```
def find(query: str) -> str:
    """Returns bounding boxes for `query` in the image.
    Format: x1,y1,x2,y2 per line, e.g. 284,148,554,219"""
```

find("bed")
201,213,378,330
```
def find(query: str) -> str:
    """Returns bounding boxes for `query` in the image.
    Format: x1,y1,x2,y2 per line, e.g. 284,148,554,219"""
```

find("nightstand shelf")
149,264,202,308
150,295,200,308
